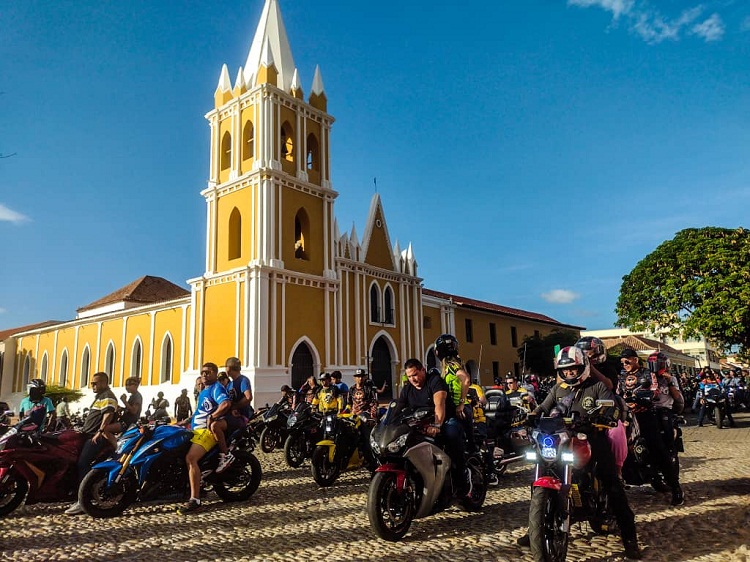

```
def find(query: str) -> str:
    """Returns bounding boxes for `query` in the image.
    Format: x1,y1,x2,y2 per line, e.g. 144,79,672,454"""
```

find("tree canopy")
517,329,579,378
616,227,750,357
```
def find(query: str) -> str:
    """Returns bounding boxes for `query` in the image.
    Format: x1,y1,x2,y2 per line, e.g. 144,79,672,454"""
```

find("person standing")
177,362,231,514
103,377,143,445
65,372,117,515
331,371,349,395
55,396,71,429
174,389,193,423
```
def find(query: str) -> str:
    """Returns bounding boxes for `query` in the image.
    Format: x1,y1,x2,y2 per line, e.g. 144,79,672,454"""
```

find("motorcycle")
526,400,619,562
366,402,487,541
0,416,111,517
483,391,532,477
703,387,728,428
310,411,375,486
259,399,291,453
78,422,262,518
283,401,323,468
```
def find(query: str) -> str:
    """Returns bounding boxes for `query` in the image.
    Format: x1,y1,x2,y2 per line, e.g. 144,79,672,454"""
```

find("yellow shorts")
190,428,217,452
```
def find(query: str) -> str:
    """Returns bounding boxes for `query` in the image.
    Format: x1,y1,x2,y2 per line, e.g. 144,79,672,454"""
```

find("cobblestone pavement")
1,412,749,562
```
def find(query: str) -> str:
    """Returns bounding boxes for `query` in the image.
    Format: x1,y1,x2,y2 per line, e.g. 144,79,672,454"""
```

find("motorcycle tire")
284,434,307,468
367,471,415,541
0,471,29,517
588,483,619,535
717,408,724,429
214,451,262,502
528,486,569,562
79,468,137,518
311,446,341,487
260,427,279,454
459,459,487,512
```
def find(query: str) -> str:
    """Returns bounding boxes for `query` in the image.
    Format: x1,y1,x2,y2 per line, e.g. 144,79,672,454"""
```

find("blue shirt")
19,396,54,427
192,382,229,430
227,374,253,418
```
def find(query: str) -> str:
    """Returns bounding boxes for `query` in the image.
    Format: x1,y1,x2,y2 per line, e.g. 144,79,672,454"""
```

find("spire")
233,66,247,95
243,0,296,92
290,68,303,99
309,64,327,111
214,64,233,107
311,65,325,95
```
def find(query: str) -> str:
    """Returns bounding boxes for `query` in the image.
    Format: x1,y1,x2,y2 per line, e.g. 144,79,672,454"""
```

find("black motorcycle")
283,402,323,468
484,390,532,477
259,399,291,453
703,386,729,428
366,402,487,541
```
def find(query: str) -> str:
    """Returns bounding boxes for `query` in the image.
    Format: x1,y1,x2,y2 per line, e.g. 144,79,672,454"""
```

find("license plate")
541,447,557,459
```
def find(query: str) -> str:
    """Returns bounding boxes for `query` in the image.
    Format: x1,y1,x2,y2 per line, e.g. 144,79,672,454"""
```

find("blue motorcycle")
79,422,262,518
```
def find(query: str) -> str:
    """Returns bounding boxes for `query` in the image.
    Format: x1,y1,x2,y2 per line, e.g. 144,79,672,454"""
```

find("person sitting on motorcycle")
102,377,143,447
398,358,472,497
696,370,734,427
312,372,344,414
294,374,320,408
435,334,474,452
177,362,232,515
529,346,642,559
619,348,684,506
211,357,253,473
468,378,497,486
347,369,379,418
505,375,536,411
18,379,56,432
280,385,296,407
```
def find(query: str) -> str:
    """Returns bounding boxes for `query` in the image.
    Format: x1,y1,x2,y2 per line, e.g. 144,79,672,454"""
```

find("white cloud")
691,13,725,42
541,289,580,304
568,1,725,44
0,204,29,224
0,308,6,314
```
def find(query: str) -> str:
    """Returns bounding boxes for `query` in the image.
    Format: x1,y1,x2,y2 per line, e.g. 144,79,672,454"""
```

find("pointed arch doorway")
371,336,394,402
291,342,314,390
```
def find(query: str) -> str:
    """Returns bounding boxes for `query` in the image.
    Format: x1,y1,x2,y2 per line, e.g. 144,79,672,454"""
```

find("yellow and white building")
0,0,581,410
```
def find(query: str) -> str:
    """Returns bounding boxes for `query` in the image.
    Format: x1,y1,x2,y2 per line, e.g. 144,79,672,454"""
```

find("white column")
148,312,156,385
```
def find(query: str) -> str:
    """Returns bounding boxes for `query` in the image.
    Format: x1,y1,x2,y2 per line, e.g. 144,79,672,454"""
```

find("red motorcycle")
0,416,106,517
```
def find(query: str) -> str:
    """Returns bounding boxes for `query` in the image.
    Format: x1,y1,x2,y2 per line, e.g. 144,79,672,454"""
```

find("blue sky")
1,0,748,332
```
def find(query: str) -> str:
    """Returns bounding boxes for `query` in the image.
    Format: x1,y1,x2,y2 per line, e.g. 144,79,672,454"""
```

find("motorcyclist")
505,375,536,411
312,372,344,414
528,346,642,560
347,368,379,418
18,379,56,432
619,348,684,506
397,358,471,496
697,370,734,427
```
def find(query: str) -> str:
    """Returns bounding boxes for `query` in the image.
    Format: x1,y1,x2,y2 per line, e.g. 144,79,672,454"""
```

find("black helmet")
575,336,607,365
647,352,670,375
427,367,441,378
733,367,742,376
435,334,459,361
28,379,46,402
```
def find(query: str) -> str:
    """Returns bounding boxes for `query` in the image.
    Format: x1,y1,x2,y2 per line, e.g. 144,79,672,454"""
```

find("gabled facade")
0,0,580,410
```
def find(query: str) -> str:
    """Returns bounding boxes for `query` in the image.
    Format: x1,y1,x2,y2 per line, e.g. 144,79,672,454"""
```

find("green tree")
616,227,750,357
518,329,580,377
45,385,84,407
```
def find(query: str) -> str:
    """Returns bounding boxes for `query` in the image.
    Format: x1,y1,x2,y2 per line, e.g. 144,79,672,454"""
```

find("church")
0,0,581,409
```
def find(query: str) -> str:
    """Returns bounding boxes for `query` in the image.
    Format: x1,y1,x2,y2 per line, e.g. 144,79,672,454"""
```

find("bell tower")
190,0,340,400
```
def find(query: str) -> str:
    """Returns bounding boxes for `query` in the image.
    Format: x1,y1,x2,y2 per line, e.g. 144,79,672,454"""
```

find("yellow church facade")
0,0,581,409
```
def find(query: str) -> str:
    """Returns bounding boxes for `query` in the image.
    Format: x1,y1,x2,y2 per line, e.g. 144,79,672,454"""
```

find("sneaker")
64,502,85,516
176,498,202,515
623,539,642,560
671,486,685,506
216,452,235,473
517,533,530,547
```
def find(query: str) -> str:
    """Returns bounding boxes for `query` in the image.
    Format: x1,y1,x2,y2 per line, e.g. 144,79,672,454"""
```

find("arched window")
306,133,319,171
220,131,232,171
105,342,115,378
131,339,142,380
59,349,69,388
40,353,49,383
242,121,254,161
23,355,31,386
79,346,90,388
370,283,381,323
228,207,242,260
160,334,173,383
280,122,294,162
294,208,310,260
384,286,395,325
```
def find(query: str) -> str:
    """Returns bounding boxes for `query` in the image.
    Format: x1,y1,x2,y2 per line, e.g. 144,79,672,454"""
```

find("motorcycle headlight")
369,432,380,455
561,452,575,463
386,433,408,453
287,414,297,427
537,433,559,460
115,435,130,455
266,414,278,422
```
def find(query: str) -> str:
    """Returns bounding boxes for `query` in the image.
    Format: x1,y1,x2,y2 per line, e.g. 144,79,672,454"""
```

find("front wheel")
79,468,137,518
311,446,341,487
214,452,262,502
528,486,569,562
367,471,415,542
260,427,279,453
459,457,487,511
284,434,306,468
717,407,724,429
0,470,29,517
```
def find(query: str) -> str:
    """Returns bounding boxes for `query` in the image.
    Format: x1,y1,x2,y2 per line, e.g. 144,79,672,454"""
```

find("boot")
671,485,684,506
623,538,642,560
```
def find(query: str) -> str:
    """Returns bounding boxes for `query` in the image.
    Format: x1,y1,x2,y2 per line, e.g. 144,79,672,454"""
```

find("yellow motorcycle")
310,411,375,486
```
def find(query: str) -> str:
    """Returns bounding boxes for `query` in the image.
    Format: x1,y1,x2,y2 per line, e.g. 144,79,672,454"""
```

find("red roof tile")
77,275,190,312
0,320,62,341
422,288,584,330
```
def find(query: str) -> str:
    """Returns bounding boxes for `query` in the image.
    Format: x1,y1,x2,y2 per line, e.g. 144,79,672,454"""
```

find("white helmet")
555,346,590,387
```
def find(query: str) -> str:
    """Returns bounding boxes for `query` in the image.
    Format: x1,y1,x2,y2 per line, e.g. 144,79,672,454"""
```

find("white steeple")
311,64,326,95
243,0,297,91
217,63,232,92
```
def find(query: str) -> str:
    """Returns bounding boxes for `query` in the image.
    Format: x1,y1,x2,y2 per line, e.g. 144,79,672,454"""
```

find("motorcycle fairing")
315,439,336,463
92,459,133,487
532,475,562,491
375,463,407,492
404,441,451,519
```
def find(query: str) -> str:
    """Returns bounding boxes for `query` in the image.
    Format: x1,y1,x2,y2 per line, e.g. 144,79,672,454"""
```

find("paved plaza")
2,413,749,562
